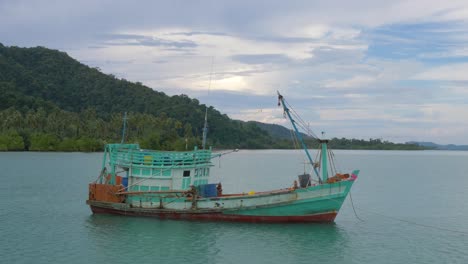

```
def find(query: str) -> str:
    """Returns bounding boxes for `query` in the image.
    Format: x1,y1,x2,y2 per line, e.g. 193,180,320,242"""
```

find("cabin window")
183,170,191,177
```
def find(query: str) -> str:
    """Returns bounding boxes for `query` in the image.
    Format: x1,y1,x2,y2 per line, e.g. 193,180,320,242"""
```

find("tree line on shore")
0,43,426,151
0,107,426,152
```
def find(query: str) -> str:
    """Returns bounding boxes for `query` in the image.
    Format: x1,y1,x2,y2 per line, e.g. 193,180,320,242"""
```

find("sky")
1,0,468,144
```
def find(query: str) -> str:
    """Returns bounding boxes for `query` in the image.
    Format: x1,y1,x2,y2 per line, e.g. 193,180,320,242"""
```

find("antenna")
202,108,208,149
202,57,214,150
121,112,127,144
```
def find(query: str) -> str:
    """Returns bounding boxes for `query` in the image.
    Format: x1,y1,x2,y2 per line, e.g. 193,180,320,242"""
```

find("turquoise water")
1,150,467,263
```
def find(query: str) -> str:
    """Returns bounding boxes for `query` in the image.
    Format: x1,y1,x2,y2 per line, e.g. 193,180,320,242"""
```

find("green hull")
226,180,353,217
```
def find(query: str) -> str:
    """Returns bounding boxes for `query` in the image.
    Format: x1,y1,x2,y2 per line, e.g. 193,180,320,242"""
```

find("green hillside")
0,43,426,151
248,121,310,140
0,43,274,150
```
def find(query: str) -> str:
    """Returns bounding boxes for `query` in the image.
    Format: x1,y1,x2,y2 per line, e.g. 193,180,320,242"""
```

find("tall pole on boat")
202,108,208,149
320,139,329,181
277,92,322,183
121,112,127,144
202,57,214,150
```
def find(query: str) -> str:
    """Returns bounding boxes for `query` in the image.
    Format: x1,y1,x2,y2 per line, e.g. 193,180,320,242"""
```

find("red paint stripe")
90,205,337,223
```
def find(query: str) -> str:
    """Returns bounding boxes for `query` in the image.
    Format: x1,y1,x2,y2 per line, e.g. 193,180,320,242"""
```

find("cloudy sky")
2,0,468,144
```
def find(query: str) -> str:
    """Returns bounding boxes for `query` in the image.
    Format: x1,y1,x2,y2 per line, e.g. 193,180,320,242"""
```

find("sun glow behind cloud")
2,0,468,143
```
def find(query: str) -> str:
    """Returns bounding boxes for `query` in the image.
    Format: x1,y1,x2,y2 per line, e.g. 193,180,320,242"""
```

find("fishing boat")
87,92,359,223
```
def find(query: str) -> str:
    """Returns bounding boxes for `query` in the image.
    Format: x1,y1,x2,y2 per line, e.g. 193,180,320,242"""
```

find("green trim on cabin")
105,143,213,170
162,170,171,177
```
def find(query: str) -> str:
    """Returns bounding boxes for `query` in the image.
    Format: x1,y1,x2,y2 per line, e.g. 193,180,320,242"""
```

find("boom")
277,92,322,183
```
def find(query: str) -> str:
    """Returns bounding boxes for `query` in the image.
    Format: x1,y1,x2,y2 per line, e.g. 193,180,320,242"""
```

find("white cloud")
413,63,468,81
228,108,288,124
433,7,468,21
3,0,468,144
281,24,330,39
419,48,468,59
69,24,371,96
323,76,376,89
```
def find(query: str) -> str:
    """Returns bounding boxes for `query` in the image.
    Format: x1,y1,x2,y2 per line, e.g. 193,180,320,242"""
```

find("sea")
1,150,467,264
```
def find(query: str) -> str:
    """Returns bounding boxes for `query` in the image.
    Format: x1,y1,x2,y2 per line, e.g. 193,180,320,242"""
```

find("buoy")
248,191,255,195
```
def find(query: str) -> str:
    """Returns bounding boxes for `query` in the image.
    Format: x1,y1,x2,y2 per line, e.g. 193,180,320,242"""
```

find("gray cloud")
306,46,366,65
168,31,228,37
2,0,468,143
230,54,292,65
152,59,169,64
101,34,197,49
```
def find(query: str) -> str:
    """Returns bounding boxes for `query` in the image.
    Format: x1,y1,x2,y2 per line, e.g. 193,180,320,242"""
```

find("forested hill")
0,43,274,150
248,121,310,140
0,43,426,151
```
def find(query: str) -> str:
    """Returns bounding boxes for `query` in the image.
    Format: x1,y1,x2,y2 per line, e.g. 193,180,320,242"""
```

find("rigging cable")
314,145,321,167
328,147,341,177
327,149,335,177
284,100,309,129
284,99,319,139
330,148,342,173
289,128,300,150
290,127,315,181
282,97,468,235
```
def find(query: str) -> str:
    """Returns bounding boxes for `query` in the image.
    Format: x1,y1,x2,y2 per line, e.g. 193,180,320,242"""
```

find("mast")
202,57,214,150
320,139,329,181
202,108,208,149
277,92,322,183
121,112,127,144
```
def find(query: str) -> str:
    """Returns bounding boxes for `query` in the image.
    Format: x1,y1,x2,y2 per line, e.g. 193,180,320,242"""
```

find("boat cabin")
100,144,214,192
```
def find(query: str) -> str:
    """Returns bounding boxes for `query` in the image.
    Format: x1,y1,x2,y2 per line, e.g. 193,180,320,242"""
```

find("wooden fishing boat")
87,93,359,223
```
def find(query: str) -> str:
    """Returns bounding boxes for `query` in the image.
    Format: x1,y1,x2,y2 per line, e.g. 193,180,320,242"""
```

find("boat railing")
108,147,213,168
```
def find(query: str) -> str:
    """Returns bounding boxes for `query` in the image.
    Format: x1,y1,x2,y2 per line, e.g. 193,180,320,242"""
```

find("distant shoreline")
5,148,467,153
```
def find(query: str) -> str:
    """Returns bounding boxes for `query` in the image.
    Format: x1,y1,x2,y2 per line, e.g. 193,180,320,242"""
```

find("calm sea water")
1,150,467,264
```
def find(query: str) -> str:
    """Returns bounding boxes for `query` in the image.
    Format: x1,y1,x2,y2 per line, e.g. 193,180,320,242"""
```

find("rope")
355,206,468,235
329,148,342,173
279,96,468,235
276,175,468,236
289,128,300,150
94,167,107,183
346,191,468,235
288,124,319,182
283,99,318,139
314,148,320,166
327,149,336,177
285,101,311,133
349,191,364,222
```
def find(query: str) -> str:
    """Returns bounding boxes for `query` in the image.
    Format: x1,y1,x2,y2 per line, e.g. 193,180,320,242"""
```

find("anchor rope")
349,191,364,222
354,205,468,235
343,191,468,235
